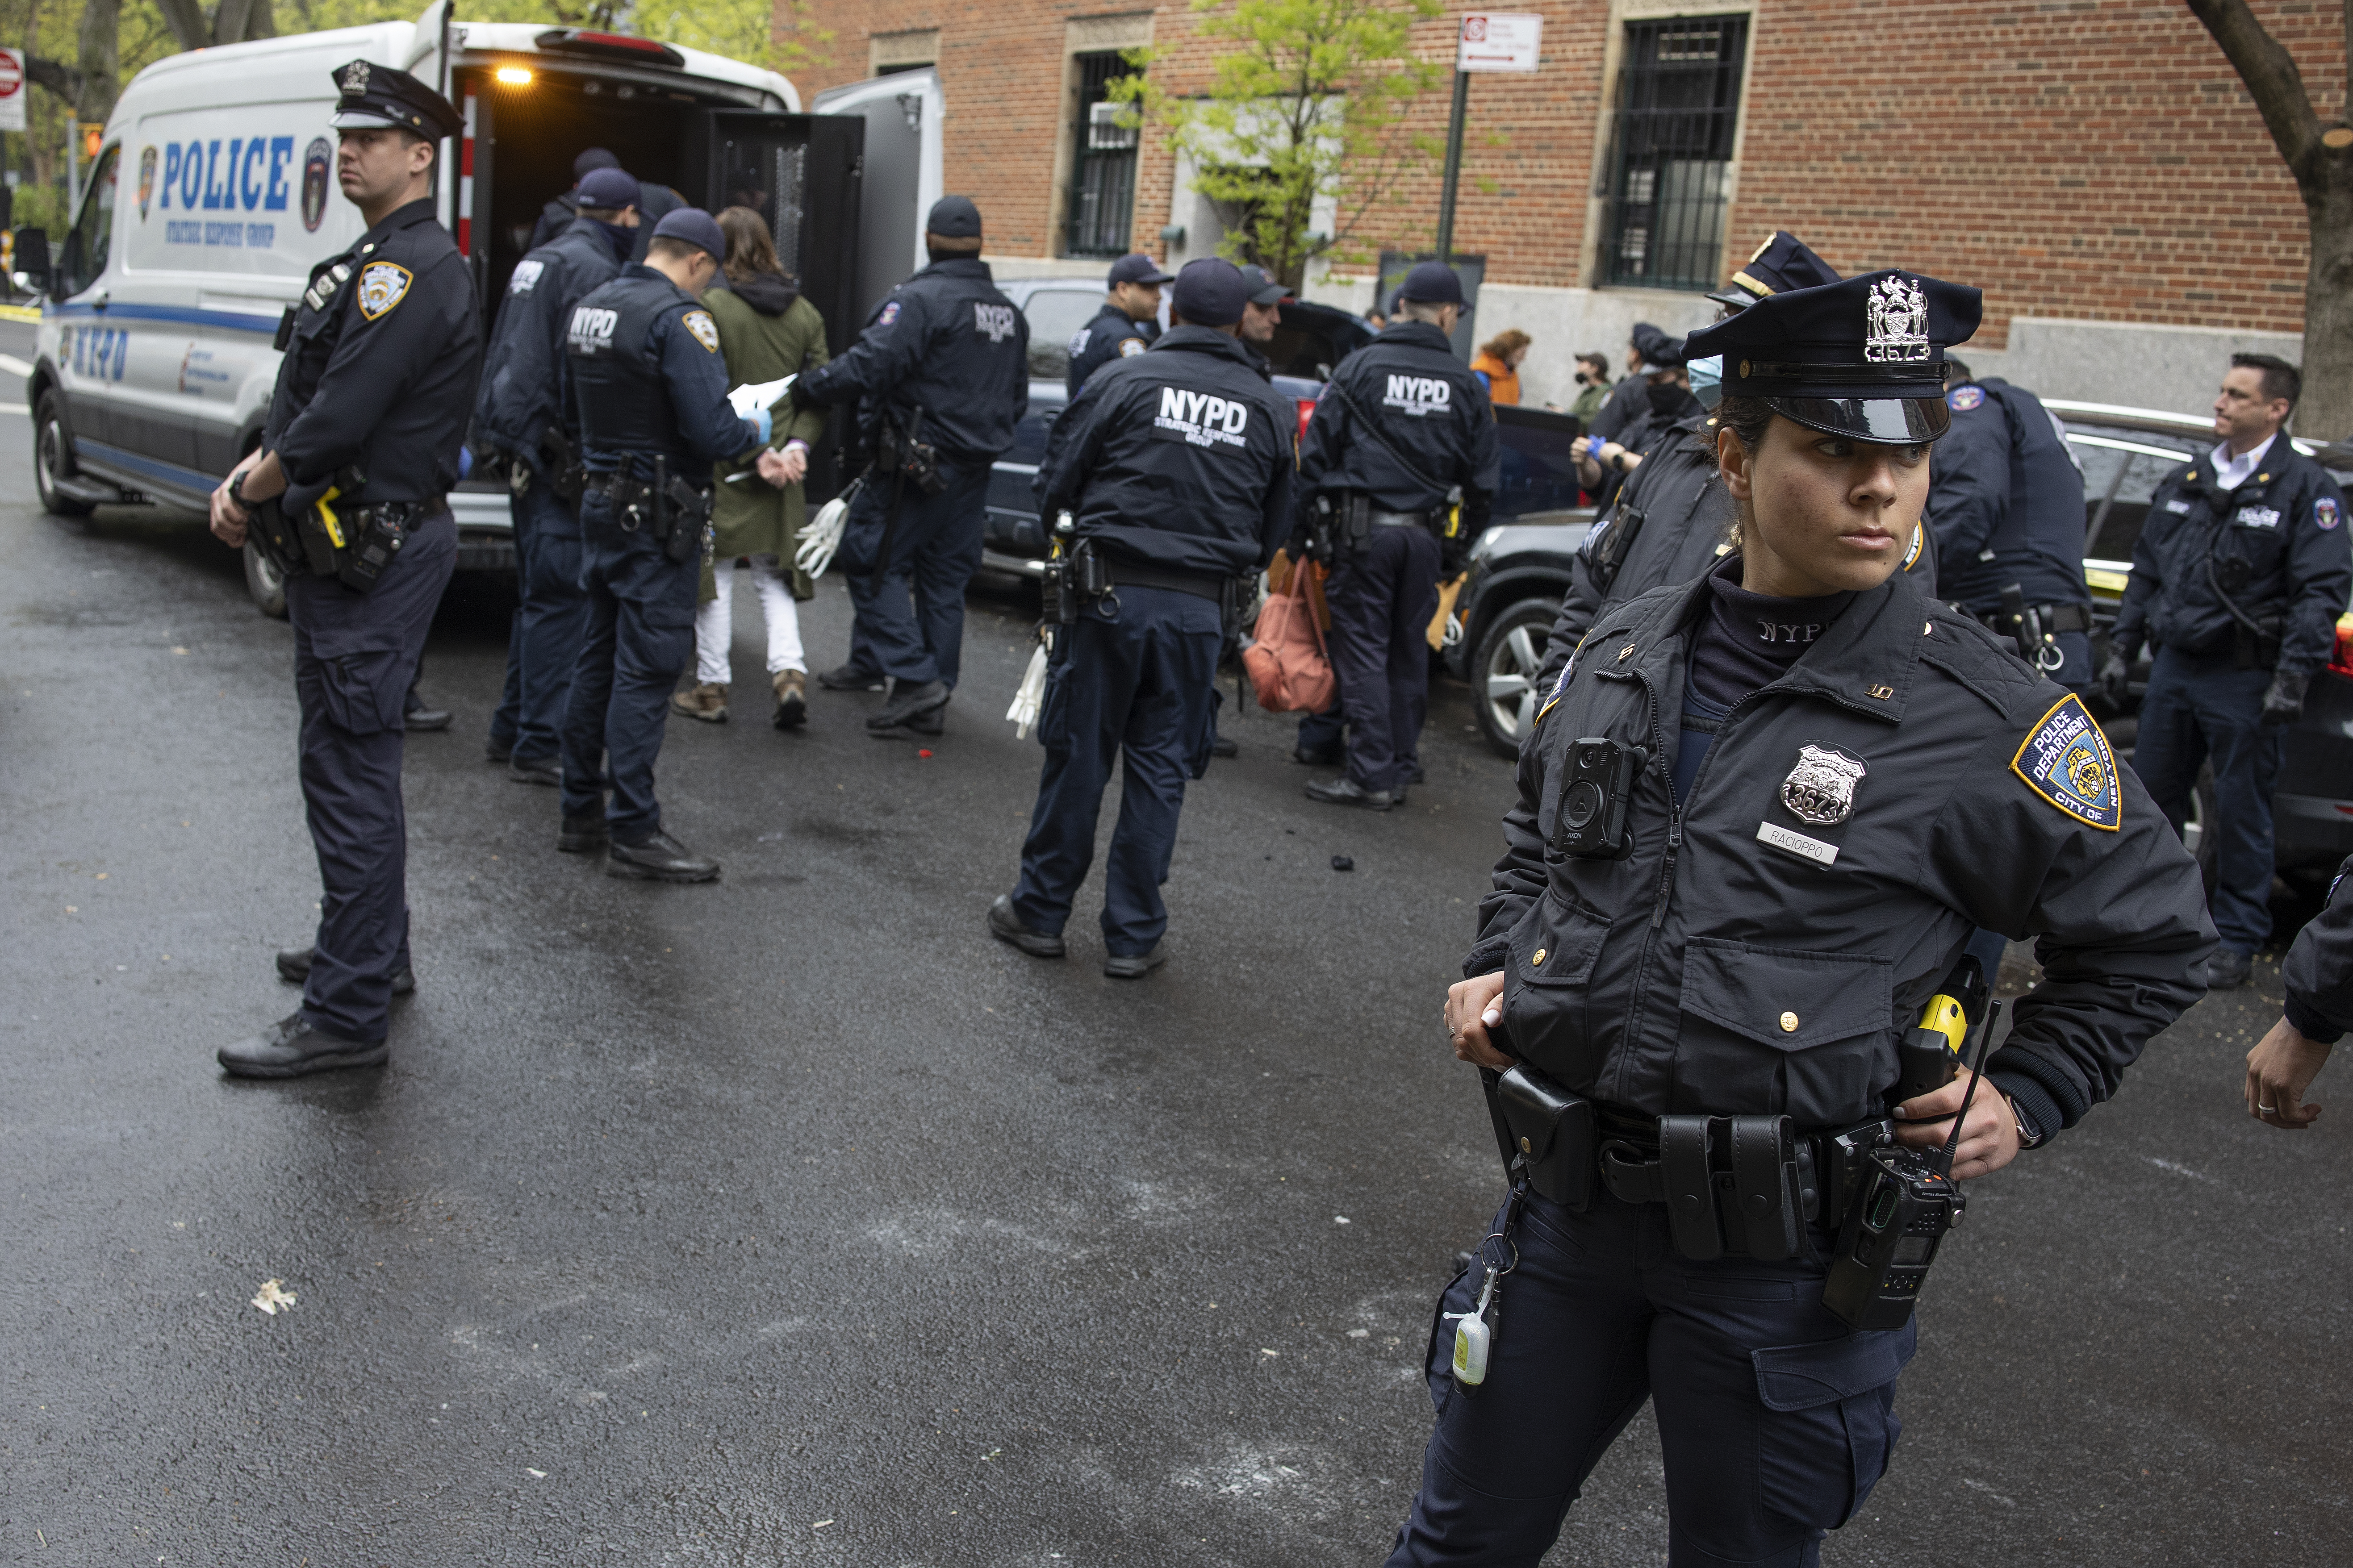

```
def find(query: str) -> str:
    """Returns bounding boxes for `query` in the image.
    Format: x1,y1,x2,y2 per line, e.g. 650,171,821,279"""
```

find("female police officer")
1388,272,2215,1566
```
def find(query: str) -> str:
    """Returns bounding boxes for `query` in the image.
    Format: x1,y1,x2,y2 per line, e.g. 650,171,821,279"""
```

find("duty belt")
1109,560,1230,601
1974,602,2091,636
1370,509,1438,529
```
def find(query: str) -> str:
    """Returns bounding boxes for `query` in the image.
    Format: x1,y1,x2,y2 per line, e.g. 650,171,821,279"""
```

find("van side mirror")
12,228,51,295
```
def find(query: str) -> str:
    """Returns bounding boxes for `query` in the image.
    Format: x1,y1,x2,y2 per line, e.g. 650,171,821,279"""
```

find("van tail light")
2331,614,2353,682
1296,397,1317,441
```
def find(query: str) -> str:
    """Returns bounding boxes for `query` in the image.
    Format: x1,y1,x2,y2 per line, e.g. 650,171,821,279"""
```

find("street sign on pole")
0,49,26,133
1456,13,1543,74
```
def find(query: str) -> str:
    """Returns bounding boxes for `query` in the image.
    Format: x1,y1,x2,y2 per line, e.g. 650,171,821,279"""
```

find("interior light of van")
494,67,534,86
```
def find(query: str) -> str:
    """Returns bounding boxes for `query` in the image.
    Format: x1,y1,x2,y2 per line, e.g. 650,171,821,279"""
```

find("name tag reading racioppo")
1757,820,1839,866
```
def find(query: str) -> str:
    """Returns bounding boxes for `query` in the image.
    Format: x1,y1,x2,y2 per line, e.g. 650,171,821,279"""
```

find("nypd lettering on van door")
142,135,297,250
1383,374,1452,417
1152,386,1251,450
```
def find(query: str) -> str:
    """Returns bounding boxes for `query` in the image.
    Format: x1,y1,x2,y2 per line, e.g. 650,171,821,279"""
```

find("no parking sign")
0,50,23,133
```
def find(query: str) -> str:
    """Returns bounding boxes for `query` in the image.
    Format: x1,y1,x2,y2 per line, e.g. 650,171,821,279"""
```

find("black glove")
2095,649,2132,709
787,376,821,411
2261,670,2307,728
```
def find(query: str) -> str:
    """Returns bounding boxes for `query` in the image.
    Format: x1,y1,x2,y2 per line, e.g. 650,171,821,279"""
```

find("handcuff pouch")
1490,1064,1595,1211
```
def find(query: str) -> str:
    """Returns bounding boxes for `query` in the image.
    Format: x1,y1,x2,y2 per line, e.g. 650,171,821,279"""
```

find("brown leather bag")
1244,559,1336,713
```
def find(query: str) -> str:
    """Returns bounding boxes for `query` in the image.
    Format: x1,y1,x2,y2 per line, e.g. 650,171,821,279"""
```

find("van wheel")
1473,597,1554,758
34,392,94,517
2182,766,2219,894
242,538,288,619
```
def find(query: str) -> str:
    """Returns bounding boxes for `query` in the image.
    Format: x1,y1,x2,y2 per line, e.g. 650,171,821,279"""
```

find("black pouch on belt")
1659,1114,1814,1262
1488,1064,1596,1210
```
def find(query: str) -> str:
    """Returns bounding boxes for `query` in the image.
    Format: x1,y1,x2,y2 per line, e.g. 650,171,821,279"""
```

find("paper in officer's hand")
726,374,796,418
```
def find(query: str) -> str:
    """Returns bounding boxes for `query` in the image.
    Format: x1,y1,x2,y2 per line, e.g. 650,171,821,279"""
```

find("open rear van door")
812,69,942,323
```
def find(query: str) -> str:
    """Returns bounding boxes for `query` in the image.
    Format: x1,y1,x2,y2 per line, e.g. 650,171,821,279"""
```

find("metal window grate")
1065,50,1141,258
1597,16,1747,292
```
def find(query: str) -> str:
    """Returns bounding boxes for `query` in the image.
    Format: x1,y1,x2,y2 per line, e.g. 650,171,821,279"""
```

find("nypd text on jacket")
795,255,1029,463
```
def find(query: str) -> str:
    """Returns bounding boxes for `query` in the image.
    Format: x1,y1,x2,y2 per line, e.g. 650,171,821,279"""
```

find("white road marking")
0,354,35,378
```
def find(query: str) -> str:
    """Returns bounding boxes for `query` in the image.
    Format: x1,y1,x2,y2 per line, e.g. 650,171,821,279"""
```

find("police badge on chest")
1755,743,1867,867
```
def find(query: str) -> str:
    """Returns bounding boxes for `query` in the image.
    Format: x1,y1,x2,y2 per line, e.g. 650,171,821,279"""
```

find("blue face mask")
1688,354,1723,411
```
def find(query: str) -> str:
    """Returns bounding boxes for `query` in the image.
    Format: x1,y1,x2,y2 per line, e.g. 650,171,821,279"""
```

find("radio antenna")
1935,997,2002,1177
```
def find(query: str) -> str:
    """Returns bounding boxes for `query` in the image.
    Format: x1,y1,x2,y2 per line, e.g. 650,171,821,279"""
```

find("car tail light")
1296,397,1317,442
2330,613,2353,682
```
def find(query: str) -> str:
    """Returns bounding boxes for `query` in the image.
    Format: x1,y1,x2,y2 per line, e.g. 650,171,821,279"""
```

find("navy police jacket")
1066,301,1157,400
1297,320,1500,530
1539,419,1936,689
473,217,629,471
1926,378,2091,617
2284,856,2353,1043
798,256,1029,463
1475,566,2214,1139
262,197,481,512
1035,326,1294,580
562,265,756,487
2111,437,2351,682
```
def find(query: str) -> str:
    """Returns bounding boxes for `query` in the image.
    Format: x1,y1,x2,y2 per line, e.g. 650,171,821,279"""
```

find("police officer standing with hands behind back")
987,260,1293,977
206,61,481,1077
1066,251,1173,398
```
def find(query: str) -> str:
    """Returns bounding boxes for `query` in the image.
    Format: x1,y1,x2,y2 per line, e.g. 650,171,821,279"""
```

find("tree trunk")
214,0,279,46
152,0,209,54
75,0,122,128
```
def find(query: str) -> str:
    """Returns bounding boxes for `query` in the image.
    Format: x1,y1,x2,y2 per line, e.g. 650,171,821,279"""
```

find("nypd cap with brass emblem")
328,59,463,143
1682,269,1982,444
1705,230,1842,314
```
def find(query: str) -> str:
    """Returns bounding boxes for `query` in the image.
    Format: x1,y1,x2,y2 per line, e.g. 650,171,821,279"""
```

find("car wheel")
242,537,288,619
34,391,94,517
2183,766,2218,894
1472,597,1553,758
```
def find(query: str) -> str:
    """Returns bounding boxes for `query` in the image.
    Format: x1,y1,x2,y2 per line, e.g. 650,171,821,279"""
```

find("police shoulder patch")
2010,692,2121,831
1118,336,1147,357
877,300,902,327
1946,384,1985,413
2316,496,2341,531
356,262,412,321
682,309,719,353
507,259,545,296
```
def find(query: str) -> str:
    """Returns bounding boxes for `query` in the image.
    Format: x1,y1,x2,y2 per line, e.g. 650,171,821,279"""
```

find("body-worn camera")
1552,738,1648,859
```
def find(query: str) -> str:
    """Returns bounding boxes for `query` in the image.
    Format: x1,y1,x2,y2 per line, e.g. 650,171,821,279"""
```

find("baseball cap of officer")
575,167,639,211
1170,258,1247,327
651,207,727,259
1396,261,1463,306
573,147,621,180
927,196,983,238
1108,252,1176,288
1237,264,1288,307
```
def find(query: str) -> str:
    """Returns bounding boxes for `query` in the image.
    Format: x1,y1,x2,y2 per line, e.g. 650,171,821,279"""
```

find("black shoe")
817,661,887,692
1210,735,1239,758
485,737,514,764
2207,947,2253,990
1305,775,1392,811
218,1012,388,1078
405,705,453,732
868,679,951,731
557,813,609,854
869,704,945,739
508,753,562,787
275,947,415,997
1293,742,1343,767
987,894,1066,959
1405,764,1426,785
1103,944,1168,980
606,829,720,883
1392,785,1410,808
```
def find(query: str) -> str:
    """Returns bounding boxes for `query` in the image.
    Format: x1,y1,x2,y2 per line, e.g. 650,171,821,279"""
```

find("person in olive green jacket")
672,206,833,730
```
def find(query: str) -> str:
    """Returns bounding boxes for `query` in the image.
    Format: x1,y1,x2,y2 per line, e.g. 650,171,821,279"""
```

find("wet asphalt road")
3,316,2350,1564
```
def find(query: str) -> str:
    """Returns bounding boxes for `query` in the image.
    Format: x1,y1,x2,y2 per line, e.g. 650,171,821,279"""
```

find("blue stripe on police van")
46,301,281,335
76,439,224,494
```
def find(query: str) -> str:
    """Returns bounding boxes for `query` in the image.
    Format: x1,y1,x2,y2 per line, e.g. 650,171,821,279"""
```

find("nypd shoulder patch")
356,262,412,321
1946,385,1985,413
2011,693,2121,831
2317,496,2342,532
682,310,719,353
1118,336,1147,357
507,259,545,296
877,300,902,328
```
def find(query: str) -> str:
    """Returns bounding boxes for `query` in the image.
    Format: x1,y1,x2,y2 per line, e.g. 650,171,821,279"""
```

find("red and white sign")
1457,13,1543,73
0,49,25,133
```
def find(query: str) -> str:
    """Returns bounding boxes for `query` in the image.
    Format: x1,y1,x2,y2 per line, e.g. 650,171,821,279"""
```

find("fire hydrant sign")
1457,13,1543,73
0,50,25,133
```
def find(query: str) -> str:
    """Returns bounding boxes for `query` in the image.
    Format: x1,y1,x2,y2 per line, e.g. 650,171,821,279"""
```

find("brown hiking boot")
670,682,729,723
772,669,808,730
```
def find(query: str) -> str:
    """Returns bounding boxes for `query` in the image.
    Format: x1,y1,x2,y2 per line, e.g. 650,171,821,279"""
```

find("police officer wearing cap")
1572,330,1700,510
556,207,782,882
1297,261,1498,810
478,164,641,786
529,146,684,260
1388,271,2214,1565
205,61,481,1077
1583,321,1679,448
2103,354,2352,990
987,260,1293,976
1066,252,1174,398
793,196,1030,736
1926,357,2094,689
1236,263,1289,357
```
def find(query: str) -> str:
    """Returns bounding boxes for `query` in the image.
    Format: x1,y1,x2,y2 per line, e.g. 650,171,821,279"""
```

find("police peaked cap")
329,59,464,143
1629,321,1680,365
1683,270,1982,443
1707,230,1842,313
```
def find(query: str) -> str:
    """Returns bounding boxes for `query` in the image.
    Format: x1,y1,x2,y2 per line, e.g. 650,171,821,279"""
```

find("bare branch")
2184,0,2323,182
151,0,210,53
25,55,86,104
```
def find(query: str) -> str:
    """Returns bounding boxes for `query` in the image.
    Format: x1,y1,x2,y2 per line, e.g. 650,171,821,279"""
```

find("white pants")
695,554,805,685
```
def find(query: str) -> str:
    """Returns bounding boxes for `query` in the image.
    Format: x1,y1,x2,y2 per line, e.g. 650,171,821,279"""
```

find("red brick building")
783,0,2341,416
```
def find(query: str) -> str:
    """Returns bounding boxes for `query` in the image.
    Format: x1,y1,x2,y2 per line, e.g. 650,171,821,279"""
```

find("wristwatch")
2013,1100,2049,1151
228,467,253,509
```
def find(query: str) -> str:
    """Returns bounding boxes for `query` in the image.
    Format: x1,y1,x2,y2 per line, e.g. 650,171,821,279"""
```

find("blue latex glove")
458,443,474,479
750,407,773,447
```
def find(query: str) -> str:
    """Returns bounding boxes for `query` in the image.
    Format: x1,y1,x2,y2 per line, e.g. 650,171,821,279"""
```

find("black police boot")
1305,775,1392,811
276,946,415,997
557,813,610,854
218,1012,388,1078
1405,763,1427,785
987,894,1066,959
485,737,514,765
2208,947,2253,990
1103,944,1168,980
508,753,562,787
607,830,720,884
1293,742,1343,767
1210,735,1240,758
817,661,887,692
868,679,951,734
404,704,453,732
870,704,946,739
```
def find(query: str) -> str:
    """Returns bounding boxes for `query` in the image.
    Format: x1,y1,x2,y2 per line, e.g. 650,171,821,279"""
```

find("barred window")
1597,17,1748,292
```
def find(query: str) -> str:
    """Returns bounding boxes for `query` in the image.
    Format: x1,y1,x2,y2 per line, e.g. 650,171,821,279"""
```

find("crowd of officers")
190,56,2350,1568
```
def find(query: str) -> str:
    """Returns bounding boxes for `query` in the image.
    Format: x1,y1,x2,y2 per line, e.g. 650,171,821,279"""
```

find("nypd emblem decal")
1118,336,1147,357
2011,693,2120,831
355,262,411,320
1781,744,1867,826
682,309,719,353
2318,497,2342,531
1946,385,1984,413
876,301,902,327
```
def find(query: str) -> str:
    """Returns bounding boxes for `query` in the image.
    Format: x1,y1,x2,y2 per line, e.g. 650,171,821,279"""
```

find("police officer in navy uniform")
987,260,1293,976
528,146,684,260
1927,357,2094,689
478,164,640,785
2247,855,2353,1129
1066,251,1173,399
206,61,481,1077
793,196,1030,735
2102,354,2352,990
1391,271,2214,1565
556,208,780,882
1296,261,1498,809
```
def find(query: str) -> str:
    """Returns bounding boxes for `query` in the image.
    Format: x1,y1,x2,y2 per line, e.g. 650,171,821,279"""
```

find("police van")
27,2,867,614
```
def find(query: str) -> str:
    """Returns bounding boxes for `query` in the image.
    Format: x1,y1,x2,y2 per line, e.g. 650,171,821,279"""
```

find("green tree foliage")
1113,0,1443,290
